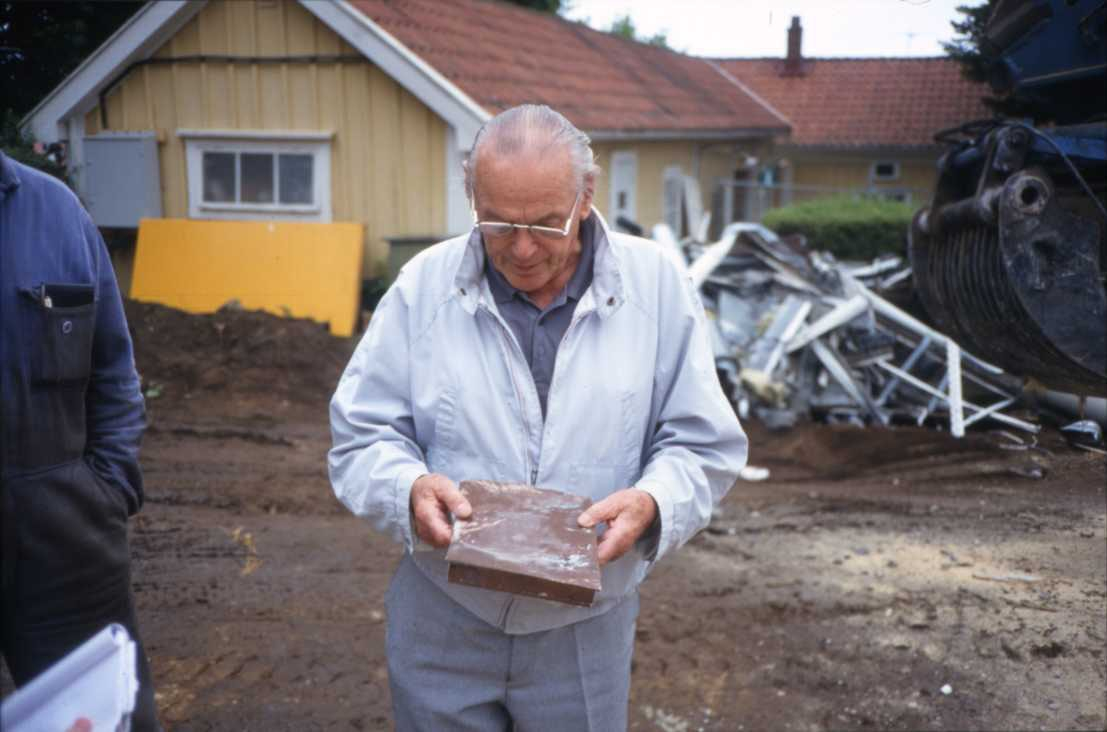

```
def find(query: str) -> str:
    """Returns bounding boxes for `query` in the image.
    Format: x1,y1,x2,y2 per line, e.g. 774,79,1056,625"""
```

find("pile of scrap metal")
653,220,1053,441
649,0,1107,449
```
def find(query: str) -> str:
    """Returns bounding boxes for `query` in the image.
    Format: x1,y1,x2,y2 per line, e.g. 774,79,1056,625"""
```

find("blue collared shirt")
483,218,596,416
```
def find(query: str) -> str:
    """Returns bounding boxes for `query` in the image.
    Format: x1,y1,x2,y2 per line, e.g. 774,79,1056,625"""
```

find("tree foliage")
1,109,70,185
503,0,564,12
608,13,670,48
942,2,994,84
942,0,1047,120
0,1,144,120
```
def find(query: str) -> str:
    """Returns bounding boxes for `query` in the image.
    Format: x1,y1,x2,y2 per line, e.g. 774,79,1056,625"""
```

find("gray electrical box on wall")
82,132,162,227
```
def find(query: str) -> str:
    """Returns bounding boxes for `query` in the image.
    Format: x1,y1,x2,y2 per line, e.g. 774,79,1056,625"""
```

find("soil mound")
124,300,355,409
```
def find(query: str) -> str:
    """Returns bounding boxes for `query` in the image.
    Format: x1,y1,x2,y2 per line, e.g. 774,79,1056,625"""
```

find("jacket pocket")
5,461,130,610
81,457,131,520
31,283,96,387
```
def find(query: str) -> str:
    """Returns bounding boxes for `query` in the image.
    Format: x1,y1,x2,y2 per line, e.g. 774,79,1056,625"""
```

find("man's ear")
579,182,595,220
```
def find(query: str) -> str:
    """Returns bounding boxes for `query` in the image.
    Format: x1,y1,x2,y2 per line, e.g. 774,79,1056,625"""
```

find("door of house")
663,165,685,236
732,167,752,222
609,151,638,231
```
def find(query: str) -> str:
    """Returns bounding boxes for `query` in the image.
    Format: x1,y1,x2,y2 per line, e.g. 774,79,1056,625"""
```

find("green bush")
0,110,71,186
762,195,915,261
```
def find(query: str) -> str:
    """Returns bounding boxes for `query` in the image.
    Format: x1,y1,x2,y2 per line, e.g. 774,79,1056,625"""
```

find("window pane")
202,152,235,202
874,162,897,179
279,154,313,204
241,153,275,203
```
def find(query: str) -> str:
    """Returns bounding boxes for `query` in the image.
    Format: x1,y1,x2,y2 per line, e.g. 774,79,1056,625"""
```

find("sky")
562,0,986,58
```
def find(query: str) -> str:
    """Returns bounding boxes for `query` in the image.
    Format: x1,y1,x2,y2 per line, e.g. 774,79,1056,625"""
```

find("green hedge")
761,195,915,261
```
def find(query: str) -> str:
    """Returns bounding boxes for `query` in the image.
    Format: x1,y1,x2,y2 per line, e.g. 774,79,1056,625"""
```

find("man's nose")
511,228,539,258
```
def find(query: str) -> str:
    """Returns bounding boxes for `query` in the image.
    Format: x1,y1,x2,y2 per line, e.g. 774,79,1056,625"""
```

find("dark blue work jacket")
0,152,145,512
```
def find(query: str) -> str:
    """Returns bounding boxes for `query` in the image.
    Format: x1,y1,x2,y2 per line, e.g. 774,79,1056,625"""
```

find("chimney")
783,16,804,76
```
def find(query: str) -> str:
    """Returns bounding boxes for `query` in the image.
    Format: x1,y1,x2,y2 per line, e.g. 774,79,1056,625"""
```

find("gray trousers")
385,553,639,731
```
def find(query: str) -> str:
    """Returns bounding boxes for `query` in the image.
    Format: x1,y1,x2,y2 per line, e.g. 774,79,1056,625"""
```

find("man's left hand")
577,488,657,565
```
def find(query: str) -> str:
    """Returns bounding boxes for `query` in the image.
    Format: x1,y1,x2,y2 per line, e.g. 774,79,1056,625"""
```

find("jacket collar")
0,152,22,197
453,209,626,319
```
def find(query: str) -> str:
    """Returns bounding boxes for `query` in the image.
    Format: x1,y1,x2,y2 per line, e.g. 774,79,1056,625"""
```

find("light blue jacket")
328,215,747,633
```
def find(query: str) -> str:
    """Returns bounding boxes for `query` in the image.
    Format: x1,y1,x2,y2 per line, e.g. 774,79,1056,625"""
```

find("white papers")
1,623,138,732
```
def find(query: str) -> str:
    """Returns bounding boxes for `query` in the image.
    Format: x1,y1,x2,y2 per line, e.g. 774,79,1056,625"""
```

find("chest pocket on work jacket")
20,282,96,469
31,283,96,387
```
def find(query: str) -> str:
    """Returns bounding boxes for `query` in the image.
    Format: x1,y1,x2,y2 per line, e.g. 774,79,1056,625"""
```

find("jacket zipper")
481,300,595,628
484,307,523,628
548,311,588,399
538,308,591,459
479,303,538,484
497,597,515,628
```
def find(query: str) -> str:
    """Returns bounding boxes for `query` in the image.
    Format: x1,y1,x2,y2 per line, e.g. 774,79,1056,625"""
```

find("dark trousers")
1,460,159,730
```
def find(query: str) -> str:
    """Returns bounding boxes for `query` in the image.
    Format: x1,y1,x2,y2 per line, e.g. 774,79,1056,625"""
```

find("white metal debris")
657,219,1044,438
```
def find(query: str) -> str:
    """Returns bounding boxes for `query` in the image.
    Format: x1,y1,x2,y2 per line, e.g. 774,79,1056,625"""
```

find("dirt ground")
11,302,1107,730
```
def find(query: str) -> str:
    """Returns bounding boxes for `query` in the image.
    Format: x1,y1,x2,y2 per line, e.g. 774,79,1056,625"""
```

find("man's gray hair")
464,104,600,205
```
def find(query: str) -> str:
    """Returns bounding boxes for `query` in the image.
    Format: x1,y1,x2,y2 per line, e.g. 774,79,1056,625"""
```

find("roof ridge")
563,22,720,120
565,12,692,56
703,59,792,128
443,0,687,54
564,22,655,87
712,55,954,62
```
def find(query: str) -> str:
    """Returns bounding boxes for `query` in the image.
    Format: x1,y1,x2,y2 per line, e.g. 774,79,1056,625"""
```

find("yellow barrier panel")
132,218,364,337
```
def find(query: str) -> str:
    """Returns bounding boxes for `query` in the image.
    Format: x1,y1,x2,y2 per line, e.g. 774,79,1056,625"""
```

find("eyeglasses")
474,191,582,242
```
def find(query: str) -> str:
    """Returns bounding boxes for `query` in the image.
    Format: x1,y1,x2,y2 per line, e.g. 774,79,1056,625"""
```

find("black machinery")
910,0,1107,396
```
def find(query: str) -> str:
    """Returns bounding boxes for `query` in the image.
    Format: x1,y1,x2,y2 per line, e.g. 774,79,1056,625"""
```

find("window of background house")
182,133,332,222
871,161,900,182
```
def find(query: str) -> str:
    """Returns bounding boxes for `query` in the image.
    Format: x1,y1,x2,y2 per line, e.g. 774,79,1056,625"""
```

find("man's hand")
410,474,472,547
577,488,657,565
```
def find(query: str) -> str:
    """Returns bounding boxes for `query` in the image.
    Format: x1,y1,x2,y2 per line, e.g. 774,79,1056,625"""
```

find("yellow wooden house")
23,0,987,331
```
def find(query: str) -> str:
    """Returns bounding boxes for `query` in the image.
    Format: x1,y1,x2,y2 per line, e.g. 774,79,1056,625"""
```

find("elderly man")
329,104,746,730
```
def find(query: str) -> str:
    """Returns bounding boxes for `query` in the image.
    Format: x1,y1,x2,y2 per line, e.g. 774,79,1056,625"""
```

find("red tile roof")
714,57,993,149
348,0,789,135
348,1,991,148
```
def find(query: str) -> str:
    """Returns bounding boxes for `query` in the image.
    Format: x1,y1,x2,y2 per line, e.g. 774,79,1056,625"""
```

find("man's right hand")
410,473,472,547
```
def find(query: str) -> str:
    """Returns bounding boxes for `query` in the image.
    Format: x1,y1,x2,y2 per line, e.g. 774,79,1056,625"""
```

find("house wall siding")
789,152,937,203
592,139,773,233
594,141,690,232
84,0,447,279
588,144,940,229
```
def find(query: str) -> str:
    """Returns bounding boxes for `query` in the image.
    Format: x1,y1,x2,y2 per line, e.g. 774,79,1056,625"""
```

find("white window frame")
870,160,901,183
181,129,333,222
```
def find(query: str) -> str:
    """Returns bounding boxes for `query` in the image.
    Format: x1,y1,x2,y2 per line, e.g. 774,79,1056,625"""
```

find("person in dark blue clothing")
0,151,159,728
